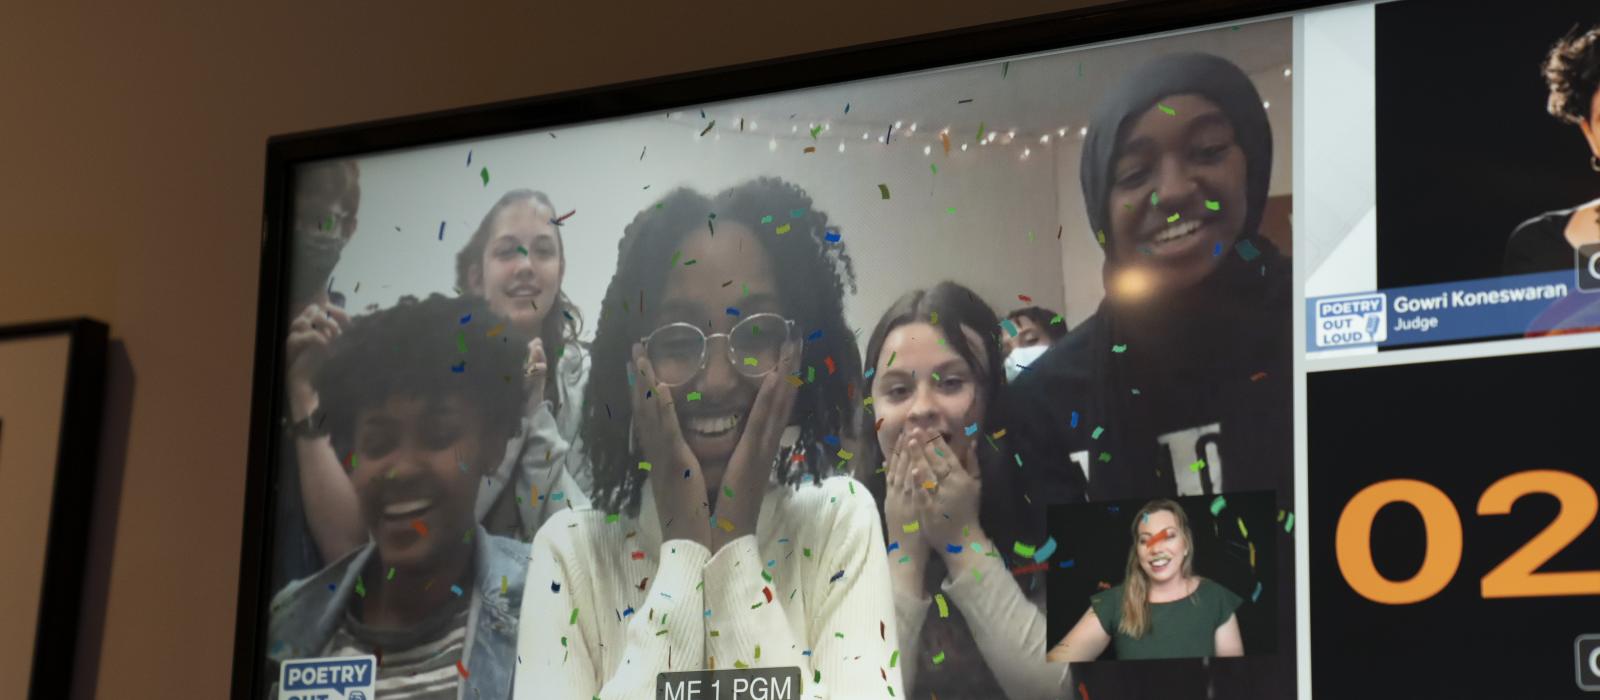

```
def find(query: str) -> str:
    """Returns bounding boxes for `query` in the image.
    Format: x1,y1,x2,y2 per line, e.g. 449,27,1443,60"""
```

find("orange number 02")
1335,470,1600,604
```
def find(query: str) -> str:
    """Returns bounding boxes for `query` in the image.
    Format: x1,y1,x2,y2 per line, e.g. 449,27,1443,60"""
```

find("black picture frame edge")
233,1,1338,696
2,318,110,700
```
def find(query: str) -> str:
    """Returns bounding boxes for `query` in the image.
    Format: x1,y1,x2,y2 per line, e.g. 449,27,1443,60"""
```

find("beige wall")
0,1,1114,697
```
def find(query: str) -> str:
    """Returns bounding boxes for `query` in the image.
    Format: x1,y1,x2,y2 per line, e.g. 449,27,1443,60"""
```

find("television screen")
236,0,1600,698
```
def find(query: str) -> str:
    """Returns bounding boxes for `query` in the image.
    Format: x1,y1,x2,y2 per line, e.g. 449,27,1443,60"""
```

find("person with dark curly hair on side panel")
264,294,528,700
1505,25,1600,274
514,178,901,699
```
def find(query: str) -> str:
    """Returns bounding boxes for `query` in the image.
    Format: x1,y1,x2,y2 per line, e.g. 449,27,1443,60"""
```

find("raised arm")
286,302,366,563
514,513,711,700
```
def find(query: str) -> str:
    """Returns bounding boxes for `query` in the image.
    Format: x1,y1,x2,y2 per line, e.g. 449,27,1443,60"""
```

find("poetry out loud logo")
279,655,376,700
1314,293,1387,348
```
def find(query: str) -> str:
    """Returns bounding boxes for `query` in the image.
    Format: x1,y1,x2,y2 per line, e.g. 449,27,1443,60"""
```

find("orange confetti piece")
1146,529,1172,551
1250,371,1268,382
1078,681,1090,700
941,132,951,155
874,417,885,432
1018,294,1033,303
411,519,429,537
803,146,816,154
825,356,836,374
456,660,470,679
631,551,646,560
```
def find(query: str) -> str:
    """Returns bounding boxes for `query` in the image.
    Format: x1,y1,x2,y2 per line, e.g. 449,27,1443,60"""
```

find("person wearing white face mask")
1000,307,1065,383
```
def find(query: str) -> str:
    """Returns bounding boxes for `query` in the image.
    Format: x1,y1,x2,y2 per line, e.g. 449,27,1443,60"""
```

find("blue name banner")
1307,271,1586,351
279,655,376,700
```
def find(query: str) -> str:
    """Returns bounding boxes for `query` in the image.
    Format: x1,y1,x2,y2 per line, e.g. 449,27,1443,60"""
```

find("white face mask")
1004,344,1050,382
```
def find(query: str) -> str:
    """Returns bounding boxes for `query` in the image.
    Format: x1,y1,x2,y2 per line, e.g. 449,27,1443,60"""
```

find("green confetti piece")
480,167,490,185
638,461,653,471
878,184,890,199
1210,496,1227,516
686,391,702,402
946,206,956,214
1157,103,1176,116
1096,230,1107,246
1050,314,1064,325
761,570,771,582
931,163,938,174
605,513,620,523
755,644,761,659
1091,426,1104,439
1150,191,1160,206
457,331,467,353
1237,517,1249,538
898,554,911,564
776,223,792,235
386,567,396,581
1190,459,1206,472
670,250,681,266
723,485,734,499
889,650,899,668
1013,541,1037,558
803,547,812,558
886,351,896,368
743,356,759,366
977,121,987,143
932,651,946,665
834,632,845,638
815,670,822,683
810,124,823,139
354,576,366,598
837,449,854,460
742,283,749,297
807,366,815,383
734,660,749,669
1285,512,1295,533
1205,199,1221,211
1112,344,1127,353
935,593,949,618
1098,452,1112,462
1167,212,1181,223
761,215,774,224
516,245,528,256
902,520,920,533
570,608,580,624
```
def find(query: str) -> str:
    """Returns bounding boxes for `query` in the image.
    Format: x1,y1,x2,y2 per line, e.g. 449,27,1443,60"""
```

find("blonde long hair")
1119,499,1195,639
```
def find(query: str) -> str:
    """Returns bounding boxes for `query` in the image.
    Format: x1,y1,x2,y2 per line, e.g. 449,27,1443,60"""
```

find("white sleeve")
891,588,930,696
940,553,1071,700
702,481,903,699
514,515,710,700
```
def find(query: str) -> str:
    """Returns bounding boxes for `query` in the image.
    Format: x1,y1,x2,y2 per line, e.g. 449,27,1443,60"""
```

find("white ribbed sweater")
514,475,902,700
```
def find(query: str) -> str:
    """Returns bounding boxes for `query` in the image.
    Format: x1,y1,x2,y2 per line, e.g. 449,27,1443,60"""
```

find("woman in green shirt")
1047,499,1244,662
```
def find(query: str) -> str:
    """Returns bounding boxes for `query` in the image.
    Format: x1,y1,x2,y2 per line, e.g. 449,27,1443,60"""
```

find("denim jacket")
263,526,528,699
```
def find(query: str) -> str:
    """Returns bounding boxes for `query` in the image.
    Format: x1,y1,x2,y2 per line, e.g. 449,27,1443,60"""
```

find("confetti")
1091,426,1104,439
889,650,900,668
1070,411,1080,428
686,392,702,402
1167,212,1181,223
743,356,759,367
878,184,891,199
964,423,978,436
553,209,576,226
451,584,464,597
935,593,949,618
902,520,920,533
1210,496,1227,516
450,361,465,373
1205,199,1221,211
829,570,845,583
717,517,735,532
1157,103,1176,116
886,351,897,368
810,124,823,139
1251,581,1263,602
1237,517,1249,538
1000,318,1019,337
480,167,490,186
941,132,951,155
551,581,561,593
1146,530,1172,551
803,146,816,154
1285,512,1296,532
457,660,471,679
1111,344,1127,353
1214,242,1224,257
700,120,716,137
946,544,963,554
411,520,429,537
1059,559,1076,569
976,121,987,143
1190,459,1206,472
932,651,946,665
825,230,842,243
438,221,446,240
887,541,900,553
1236,239,1261,261
1033,536,1057,562
638,461,653,471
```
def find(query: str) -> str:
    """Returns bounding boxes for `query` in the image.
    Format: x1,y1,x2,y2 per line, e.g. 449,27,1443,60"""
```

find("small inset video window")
1044,492,1279,663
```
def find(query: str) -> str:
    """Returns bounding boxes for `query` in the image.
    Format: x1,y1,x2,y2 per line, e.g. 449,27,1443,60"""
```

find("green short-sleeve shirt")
1089,578,1243,660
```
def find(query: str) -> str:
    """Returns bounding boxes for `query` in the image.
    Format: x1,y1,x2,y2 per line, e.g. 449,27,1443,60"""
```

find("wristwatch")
284,406,329,439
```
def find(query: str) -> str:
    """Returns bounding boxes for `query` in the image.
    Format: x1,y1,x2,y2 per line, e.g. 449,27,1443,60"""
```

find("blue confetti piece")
459,314,472,325
767,560,776,568
824,434,840,446
326,583,336,591
802,650,812,657
563,309,575,321
1070,411,1080,428
1235,239,1261,261
623,606,635,617
450,361,465,373
807,329,823,341
438,221,446,240
726,307,741,316
863,367,875,379
683,469,691,479
1033,536,1057,563
1213,242,1223,257
887,541,901,553
466,150,472,166
824,230,842,243
450,585,464,597
945,544,963,554
1000,318,1019,337
552,581,561,593
829,570,845,583
1059,559,1075,568
964,423,979,436
1251,581,1263,602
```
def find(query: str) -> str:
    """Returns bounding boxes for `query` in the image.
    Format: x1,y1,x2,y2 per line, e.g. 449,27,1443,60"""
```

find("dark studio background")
1308,347,1600,699
1376,0,1600,288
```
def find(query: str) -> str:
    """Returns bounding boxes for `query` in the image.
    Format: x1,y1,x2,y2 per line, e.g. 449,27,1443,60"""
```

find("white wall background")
323,18,1292,344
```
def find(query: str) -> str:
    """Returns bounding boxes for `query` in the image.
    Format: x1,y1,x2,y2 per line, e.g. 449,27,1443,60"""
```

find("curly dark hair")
454,189,584,410
1005,306,1067,343
1546,24,1600,125
314,293,527,462
854,282,1038,557
582,177,861,517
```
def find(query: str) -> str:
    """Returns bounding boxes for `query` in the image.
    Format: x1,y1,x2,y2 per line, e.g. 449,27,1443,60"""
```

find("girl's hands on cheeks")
709,341,800,550
631,344,712,547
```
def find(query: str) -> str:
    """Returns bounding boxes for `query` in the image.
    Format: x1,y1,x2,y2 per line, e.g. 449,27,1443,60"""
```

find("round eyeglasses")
641,313,795,387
